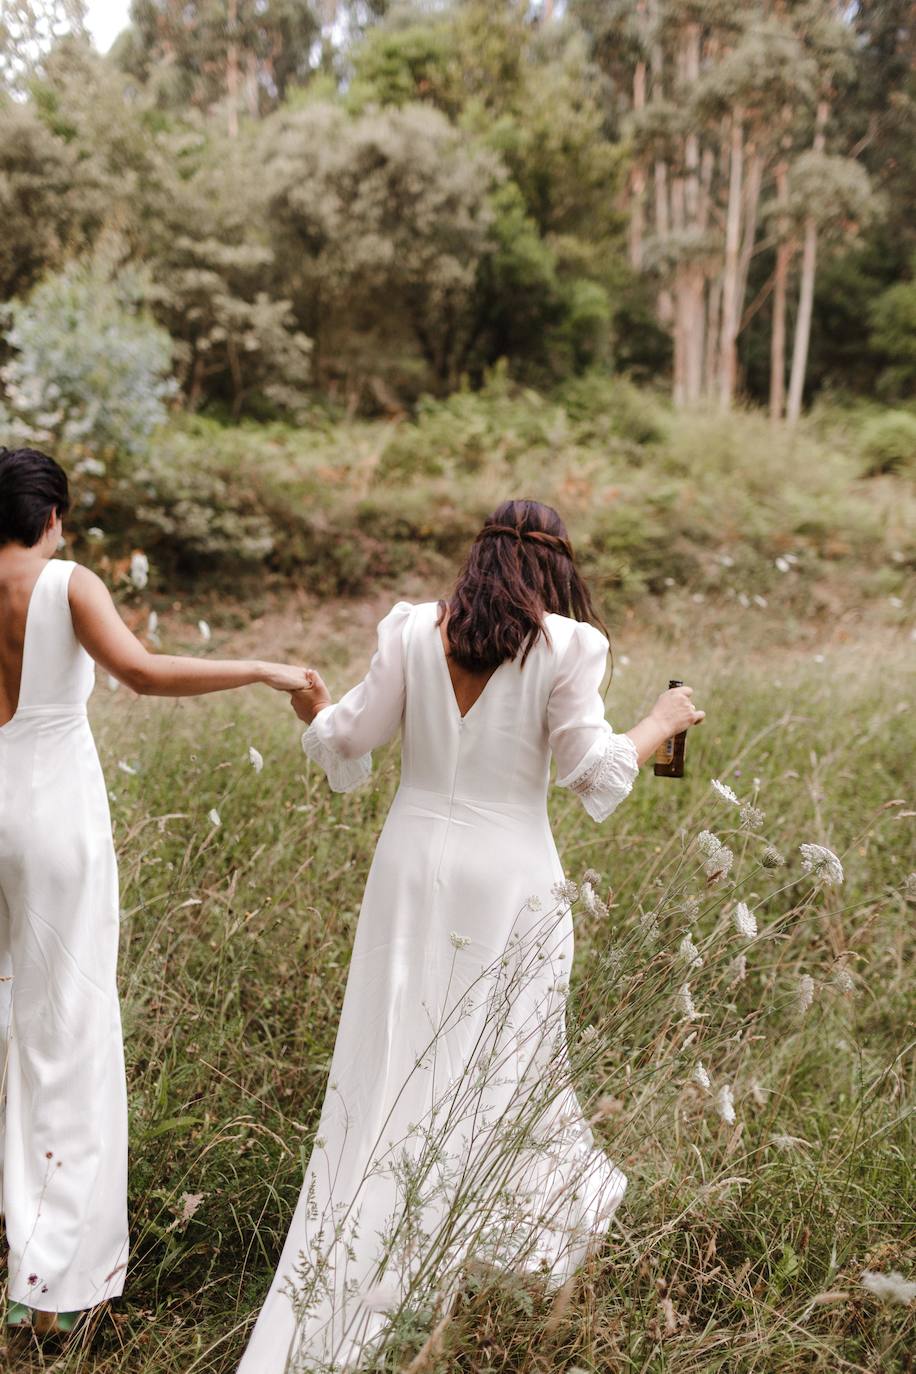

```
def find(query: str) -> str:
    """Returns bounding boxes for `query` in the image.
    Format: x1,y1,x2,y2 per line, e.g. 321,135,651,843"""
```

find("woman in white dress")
239,499,704,1373
0,447,308,1334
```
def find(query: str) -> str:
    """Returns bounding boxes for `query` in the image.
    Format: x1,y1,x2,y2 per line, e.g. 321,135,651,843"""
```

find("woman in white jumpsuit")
238,499,704,1373
0,446,308,1331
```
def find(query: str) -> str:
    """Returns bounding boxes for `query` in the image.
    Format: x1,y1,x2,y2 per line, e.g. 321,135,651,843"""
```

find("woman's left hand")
290,669,333,724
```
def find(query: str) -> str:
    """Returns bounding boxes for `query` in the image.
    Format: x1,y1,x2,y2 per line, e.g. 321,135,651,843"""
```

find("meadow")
3,571,912,1373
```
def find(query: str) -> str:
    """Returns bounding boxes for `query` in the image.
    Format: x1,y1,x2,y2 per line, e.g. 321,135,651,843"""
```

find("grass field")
2,591,914,1374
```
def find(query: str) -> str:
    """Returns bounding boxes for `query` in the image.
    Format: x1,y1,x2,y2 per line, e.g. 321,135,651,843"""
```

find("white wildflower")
697,830,722,857
753,594,768,608
775,556,791,573
208,808,221,828
525,895,543,911
87,526,105,542
769,1133,809,1152
797,974,815,1014
739,802,766,831
729,953,748,984
711,778,740,806
148,610,159,635
860,1270,916,1305
693,1061,711,1091
130,551,149,590
579,1024,599,1046
905,872,916,903
763,844,785,868
705,844,734,881
449,931,471,950
551,879,578,905
733,901,757,939
799,843,844,885
248,746,264,774
198,619,211,642
553,977,569,994
641,910,660,943
117,760,138,776
580,880,608,917
716,1083,736,1125
677,983,698,1020
833,965,855,997
679,934,703,968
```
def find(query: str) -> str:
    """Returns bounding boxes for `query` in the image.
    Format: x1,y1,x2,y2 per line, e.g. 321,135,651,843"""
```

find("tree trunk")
628,55,647,270
769,157,791,421
718,110,745,410
787,98,829,424
226,0,239,138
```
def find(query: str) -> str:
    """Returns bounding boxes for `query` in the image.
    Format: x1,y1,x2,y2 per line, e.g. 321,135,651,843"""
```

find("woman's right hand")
650,684,705,735
260,662,313,693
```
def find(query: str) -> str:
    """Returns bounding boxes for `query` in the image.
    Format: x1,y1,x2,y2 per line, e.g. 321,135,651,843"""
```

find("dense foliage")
1,0,912,422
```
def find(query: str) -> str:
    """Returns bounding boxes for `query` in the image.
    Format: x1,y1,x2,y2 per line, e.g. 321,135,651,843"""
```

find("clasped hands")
288,668,332,725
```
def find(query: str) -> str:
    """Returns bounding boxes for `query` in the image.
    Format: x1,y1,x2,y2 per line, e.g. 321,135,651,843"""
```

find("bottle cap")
668,678,683,688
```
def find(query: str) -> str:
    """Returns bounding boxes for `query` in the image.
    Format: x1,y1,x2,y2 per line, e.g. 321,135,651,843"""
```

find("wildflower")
697,830,721,857
733,901,757,939
641,910,660,943
775,556,791,573
769,1133,809,1151
716,1083,736,1125
551,879,578,905
693,1061,711,1091
833,965,855,997
553,977,569,994
680,895,701,920
582,868,601,887
705,844,734,882
525,895,542,911
198,620,211,642
799,843,844,885
677,983,698,1020
148,610,159,636
739,802,765,831
729,953,747,984
449,931,471,950
130,551,149,589
679,934,703,968
87,526,105,542
208,808,221,828
580,880,608,918
749,1079,768,1106
797,974,815,1014
762,844,785,868
860,1270,916,1304
248,746,264,774
904,872,916,903
579,1025,599,1046
711,778,740,806
117,760,138,776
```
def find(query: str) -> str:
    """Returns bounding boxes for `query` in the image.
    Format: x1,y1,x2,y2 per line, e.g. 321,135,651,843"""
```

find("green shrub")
0,243,177,460
859,409,916,476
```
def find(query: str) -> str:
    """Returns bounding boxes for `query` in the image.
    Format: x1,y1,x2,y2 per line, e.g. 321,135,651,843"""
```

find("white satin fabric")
238,601,639,1373
0,558,128,1312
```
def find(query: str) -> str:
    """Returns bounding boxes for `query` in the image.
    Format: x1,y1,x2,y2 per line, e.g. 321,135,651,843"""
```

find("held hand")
261,663,314,693
650,684,705,736
290,669,332,724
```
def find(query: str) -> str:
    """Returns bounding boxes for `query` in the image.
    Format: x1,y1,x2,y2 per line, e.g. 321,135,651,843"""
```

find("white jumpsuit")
238,601,640,1373
0,557,128,1312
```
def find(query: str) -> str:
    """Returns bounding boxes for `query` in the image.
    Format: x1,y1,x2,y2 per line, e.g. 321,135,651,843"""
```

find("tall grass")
2,608,913,1373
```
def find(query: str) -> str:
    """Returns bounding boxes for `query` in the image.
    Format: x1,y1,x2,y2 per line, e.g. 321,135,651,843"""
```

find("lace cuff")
557,722,639,822
301,708,372,794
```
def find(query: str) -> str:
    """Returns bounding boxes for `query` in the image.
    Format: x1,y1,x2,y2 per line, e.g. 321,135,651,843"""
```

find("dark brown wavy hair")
438,499,610,672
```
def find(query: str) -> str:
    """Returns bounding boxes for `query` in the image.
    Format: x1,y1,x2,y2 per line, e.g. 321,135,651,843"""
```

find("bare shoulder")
68,564,111,609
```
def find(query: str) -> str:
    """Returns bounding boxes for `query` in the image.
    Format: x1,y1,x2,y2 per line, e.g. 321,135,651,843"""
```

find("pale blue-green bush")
0,250,177,460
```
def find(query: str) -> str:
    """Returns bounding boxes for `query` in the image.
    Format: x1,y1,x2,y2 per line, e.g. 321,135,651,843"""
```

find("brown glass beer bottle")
654,678,687,778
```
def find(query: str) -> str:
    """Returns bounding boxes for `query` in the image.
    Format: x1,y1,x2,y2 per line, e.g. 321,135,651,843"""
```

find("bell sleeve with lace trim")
301,601,412,793
547,620,640,822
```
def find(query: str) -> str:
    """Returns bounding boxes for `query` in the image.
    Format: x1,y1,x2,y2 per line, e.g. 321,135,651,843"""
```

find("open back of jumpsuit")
0,557,128,1312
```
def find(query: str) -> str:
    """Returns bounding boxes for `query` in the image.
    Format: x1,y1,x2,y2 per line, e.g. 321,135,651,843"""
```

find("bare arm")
625,685,705,766
68,566,308,696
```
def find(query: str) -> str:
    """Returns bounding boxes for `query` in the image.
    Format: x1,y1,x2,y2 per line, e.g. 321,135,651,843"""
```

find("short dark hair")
0,446,70,548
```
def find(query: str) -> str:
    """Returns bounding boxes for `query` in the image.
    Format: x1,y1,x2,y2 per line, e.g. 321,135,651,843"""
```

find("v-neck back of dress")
0,559,95,734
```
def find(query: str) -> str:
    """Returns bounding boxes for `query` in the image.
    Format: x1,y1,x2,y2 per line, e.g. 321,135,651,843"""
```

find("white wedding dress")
238,600,639,1373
